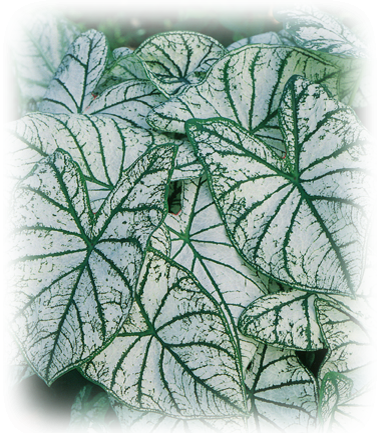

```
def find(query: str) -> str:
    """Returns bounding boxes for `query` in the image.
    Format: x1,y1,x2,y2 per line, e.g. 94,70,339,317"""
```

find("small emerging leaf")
94,53,147,94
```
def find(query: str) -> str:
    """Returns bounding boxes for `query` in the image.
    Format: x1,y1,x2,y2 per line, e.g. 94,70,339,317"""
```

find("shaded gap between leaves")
168,180,183,215
296,348,328,379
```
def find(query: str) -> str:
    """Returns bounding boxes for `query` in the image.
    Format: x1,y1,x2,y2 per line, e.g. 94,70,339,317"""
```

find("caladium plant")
6,5,374,433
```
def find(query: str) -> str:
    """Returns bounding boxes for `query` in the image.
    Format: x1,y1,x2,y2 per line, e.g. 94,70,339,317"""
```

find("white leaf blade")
10,12,80,115
227,30,377,108
275,5,368,58
111,399,247,433
94,52,147,94
246,343,318,431
85,80,167,128
81,250,247,418
38,30,108,114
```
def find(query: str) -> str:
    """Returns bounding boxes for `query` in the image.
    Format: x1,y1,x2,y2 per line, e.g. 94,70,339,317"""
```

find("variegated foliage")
8,11,372,433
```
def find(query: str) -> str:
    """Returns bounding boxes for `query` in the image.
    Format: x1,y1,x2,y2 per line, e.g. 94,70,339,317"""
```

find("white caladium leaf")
65,385,113,433
147,45,340,149
81,249,247,418
111,398,247,433
85,80,167,128
94,53,147,95
10,12,80,115
315,298,372,395
38,30,109,114
239,290,324,351
318,372,373,433
275,5,368,58
134,31,227,97
245,343,318,432
10,145,176,385
3,365,35,397
165,177,282,369
186,76,369,296
3,328,28,366
239,246,377,351
7,112,193,210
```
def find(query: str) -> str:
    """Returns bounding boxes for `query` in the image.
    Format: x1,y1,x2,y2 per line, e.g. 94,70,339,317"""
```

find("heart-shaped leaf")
10,145,176,384
275,5,368,58
245,343,318,431
38,30,109,114
81,249,247,418
7,112,192,210
315,298,372,394
111,398,247,433
318,371,373,432
147,45,340,150
239,290,324,351
134,31,226,97
10,12,80,115
65,385,114,433
186,75,369,296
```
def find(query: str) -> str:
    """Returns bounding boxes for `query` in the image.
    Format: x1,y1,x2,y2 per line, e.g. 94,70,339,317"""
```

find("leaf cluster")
7,5,373,433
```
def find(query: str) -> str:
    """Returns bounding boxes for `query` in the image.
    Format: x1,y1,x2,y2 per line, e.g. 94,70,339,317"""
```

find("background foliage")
3,0,368,127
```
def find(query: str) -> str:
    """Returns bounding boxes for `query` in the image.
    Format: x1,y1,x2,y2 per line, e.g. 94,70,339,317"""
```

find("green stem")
347,62,367,106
